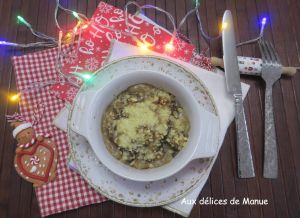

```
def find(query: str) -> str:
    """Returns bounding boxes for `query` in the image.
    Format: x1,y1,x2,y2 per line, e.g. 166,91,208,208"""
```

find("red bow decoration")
6,113,26,123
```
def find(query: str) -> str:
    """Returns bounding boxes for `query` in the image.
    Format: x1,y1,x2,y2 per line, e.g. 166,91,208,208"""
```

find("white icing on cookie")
30,166,37,173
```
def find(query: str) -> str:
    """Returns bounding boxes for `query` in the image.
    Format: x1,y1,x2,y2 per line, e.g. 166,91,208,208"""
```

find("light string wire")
5,0,275,101
124,1,266,52
8,0,88,101
17,16,57,43
2,1,268,49
124,0,221,48
1,0,88,48
236,18,267,47
124,1,177,40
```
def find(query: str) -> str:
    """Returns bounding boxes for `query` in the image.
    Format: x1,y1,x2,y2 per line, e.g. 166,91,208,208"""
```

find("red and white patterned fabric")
12,46,107,217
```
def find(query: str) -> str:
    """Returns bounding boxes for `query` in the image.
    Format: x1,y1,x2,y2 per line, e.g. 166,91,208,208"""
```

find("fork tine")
267,41,281,64
265,41,277,63
262,40,272,63
258,40,267,62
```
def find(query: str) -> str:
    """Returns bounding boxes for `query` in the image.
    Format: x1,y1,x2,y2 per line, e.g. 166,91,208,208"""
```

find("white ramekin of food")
70,70,219,182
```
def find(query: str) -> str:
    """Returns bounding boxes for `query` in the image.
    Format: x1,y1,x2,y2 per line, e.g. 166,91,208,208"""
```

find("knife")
222,10,255,178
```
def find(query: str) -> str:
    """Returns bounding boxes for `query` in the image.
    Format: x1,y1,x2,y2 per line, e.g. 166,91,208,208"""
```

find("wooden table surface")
0,0,300,217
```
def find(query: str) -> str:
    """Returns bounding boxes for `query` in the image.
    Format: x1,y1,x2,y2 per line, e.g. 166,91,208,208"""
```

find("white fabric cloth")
53,41,250,217
107,41,250,216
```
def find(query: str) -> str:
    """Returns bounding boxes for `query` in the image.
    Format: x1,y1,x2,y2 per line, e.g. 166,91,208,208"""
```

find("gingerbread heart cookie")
14,139,58,187
7,114,58,187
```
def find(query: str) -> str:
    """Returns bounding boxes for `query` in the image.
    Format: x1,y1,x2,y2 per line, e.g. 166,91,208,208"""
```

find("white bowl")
71,70,216,182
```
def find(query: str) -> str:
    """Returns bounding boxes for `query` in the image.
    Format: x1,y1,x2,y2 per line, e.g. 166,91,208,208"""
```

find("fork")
258,39,282,178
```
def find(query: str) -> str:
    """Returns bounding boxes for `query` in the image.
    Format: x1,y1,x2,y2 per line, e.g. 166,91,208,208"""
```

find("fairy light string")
236,17,267,47
4,0,273,103
124,1,178,50
1,1,268,50
2,0,268,53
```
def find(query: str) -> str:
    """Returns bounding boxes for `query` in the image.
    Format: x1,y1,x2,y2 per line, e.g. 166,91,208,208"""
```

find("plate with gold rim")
67,56,220,206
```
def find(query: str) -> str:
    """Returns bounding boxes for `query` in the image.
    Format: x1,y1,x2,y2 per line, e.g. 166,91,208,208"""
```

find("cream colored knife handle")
211,57,297,76
234,94,255,178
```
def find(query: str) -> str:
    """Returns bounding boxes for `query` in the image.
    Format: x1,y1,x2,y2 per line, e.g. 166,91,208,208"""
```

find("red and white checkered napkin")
12,47,107,217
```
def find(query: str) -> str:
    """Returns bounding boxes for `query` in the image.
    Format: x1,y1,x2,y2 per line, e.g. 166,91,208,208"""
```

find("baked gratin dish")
102,84,190,169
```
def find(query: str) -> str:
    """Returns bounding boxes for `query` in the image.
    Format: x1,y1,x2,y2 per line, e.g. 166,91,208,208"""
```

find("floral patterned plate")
68,56,219,207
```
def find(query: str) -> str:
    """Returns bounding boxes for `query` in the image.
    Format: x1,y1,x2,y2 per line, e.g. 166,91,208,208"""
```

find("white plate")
68,56,220,206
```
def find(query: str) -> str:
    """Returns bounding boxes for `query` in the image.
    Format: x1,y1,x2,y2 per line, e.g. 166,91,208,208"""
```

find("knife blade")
222,10,255,178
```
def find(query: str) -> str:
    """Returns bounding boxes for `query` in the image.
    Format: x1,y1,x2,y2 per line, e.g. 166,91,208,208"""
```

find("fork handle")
234,95,255,178
263,85,278,178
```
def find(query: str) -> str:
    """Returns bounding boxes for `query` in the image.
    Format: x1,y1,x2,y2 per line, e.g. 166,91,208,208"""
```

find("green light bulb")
72,11,80,20
71,72,92,82
17,15,31,27
17,15,25,23
82,74,92,80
